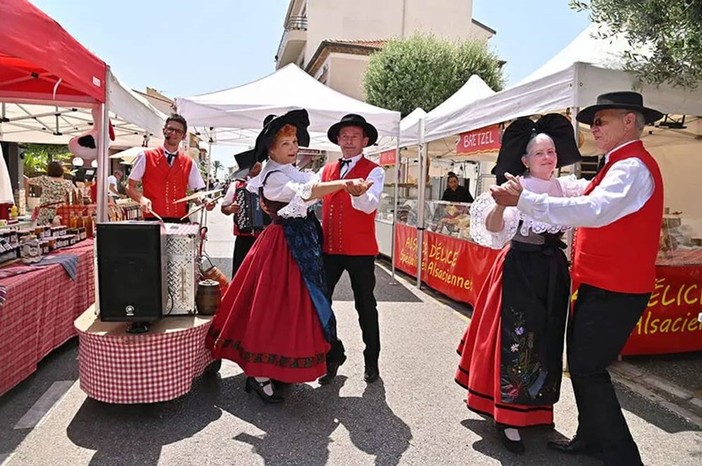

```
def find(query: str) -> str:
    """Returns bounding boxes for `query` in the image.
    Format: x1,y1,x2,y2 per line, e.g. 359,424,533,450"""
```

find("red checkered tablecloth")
74,307,214,404
0,240,95,397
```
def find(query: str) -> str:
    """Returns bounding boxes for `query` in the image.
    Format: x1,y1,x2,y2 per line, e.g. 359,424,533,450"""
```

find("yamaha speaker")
96,221,167,322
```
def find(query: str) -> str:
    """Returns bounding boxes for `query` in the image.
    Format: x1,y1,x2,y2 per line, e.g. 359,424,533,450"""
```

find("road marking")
13,381,73,430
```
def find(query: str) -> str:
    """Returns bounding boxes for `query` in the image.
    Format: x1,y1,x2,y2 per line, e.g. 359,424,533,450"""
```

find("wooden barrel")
201,265,229,296
196,279,221,316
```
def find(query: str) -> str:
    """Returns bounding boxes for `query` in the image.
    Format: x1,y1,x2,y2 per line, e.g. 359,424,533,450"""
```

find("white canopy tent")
427,23,702,139
405,23,702,288
424,74,497,143
176,63,401,151
0,70,166,149
376,74,497,153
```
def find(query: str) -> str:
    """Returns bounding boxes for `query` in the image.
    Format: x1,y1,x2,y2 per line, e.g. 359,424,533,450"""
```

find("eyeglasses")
164,126,185,135
592,111,630,127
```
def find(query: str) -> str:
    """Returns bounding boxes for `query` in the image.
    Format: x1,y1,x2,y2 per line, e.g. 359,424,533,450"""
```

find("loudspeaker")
96,221,167,322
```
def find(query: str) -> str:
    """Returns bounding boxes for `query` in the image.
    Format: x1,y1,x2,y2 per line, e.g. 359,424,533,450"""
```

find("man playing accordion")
221,149,269,277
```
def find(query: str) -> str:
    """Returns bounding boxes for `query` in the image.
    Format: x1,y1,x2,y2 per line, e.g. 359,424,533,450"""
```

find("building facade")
275,0,495,101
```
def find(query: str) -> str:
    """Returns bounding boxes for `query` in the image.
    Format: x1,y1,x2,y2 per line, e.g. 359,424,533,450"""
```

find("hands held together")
344,178,374,197
490,173,523,207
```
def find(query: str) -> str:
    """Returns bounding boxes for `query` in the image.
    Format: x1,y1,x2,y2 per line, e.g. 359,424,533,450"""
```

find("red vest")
142,147,193,219
321,157,379,256
572,140,663,293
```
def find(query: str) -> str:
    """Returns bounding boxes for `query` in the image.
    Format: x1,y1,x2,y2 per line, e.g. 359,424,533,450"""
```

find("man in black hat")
491,91,665,465
219,115,277,277
221,149,265,277
318,114,385,384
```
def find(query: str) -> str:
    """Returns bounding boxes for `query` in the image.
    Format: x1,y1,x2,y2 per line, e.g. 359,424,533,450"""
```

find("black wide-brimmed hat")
327,114,378,147
231,149,257,179
576,91,664,125
492,113,582,184
253,109,310,163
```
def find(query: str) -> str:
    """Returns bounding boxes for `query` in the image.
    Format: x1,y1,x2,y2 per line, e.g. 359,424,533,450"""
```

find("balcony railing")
276,16,308,63
285,15,308,31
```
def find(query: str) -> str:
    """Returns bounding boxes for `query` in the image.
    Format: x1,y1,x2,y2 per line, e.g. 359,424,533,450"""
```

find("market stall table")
74,306,217,404
0,239,95,397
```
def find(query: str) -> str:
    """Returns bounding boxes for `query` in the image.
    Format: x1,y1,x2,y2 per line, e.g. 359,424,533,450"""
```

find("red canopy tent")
0,0,164,221
0,0,107,104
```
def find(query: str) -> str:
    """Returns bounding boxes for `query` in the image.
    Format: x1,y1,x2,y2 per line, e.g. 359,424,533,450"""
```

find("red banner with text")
621,265,702,355
393,223,501,306
378,150,397,166
395,223,702,356
456,124,502,155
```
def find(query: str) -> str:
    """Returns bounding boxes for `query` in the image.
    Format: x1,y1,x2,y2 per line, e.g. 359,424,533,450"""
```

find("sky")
27,0,592,169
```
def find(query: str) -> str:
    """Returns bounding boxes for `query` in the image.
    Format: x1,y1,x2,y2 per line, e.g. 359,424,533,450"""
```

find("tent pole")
415,117,427,289
96,67,111,223
391,126,400,281
199,140,213,227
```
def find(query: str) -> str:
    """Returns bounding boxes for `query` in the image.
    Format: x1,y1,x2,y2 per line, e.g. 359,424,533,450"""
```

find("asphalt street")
0,207,700,465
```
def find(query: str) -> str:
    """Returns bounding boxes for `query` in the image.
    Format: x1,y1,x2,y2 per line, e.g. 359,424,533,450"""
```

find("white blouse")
470,175,587,249
246,160,320,218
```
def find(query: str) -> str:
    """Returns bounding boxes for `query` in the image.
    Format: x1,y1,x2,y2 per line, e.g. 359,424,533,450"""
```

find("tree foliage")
212,160,223,179
364,34,504,117
570,0,702,88
21,143,73,176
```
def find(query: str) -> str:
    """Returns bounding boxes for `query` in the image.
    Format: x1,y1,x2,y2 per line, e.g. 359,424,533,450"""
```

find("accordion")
233,187,270,234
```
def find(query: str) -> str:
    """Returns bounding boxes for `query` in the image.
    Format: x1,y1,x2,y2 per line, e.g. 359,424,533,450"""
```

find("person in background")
318,114,385,385
206,109,373,403
441,172,474,203
221,149,265,277
126,114,214,222
107,170,123,200
456,114,584,454
491,92,664,465
24,161,74,225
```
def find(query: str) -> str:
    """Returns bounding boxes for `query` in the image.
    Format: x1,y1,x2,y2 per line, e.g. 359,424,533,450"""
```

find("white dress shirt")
517,140,654,228
128,148,206,191
338,153,385,214
246,160,319,218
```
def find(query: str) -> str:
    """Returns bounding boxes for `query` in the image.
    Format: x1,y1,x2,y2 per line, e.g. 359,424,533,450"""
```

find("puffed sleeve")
268,171,320,219
469,192,520,249
557,174,589,197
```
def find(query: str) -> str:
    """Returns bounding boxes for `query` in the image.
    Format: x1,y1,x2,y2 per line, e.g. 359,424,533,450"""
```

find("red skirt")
206,224,330,383
455,246,554,427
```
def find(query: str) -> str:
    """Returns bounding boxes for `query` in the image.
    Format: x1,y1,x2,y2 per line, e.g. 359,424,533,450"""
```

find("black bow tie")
339,159,352,167
166,151,178,165
597,156,606,173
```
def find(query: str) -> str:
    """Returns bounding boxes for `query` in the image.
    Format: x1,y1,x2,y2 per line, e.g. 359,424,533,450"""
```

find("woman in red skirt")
456,114,588,453
206,109,372,403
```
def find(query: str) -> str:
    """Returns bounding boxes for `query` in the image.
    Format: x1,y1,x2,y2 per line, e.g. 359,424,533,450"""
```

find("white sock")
254,377,274,396
504,428,521,441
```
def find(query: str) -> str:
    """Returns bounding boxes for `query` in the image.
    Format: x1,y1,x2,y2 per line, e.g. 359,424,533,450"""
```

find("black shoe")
363,367,380,383
318,354,347,385
244,377,283,403
498,428,525,454
547,436,598,455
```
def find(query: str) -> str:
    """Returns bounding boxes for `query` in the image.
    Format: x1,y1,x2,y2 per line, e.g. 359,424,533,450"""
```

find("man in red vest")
126,114,213,222
492,92,664,466
318,114,385,385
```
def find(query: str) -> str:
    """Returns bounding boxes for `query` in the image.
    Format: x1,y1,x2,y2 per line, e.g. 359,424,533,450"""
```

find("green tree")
570,0,702,88
22,143,73,176
212,160,223,180
363,34,504,117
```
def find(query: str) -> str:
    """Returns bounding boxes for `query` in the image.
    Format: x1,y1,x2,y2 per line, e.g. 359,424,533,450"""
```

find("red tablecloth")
75,308,214,404
0,240,95,397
